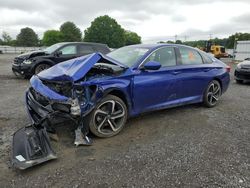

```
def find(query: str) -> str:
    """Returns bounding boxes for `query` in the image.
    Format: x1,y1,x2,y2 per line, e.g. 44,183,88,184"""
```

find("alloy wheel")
207,82,221,106
35,64,50,74
93,100,126,136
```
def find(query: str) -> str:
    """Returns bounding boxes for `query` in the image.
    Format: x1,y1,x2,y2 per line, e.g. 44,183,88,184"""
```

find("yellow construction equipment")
200,41,228,59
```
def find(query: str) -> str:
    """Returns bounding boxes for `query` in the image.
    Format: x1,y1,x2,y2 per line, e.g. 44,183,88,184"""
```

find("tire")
236,79,243,84
34,63,51,75
87,94,128,138
203,80,222,108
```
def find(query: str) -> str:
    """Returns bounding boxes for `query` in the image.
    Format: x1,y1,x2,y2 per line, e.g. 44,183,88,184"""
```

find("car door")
77,44,95,56
175,46,215,101
54,44,78,63
133,46,182,113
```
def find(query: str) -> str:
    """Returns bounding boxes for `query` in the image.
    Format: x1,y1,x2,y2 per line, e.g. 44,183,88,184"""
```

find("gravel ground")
0,54,249,188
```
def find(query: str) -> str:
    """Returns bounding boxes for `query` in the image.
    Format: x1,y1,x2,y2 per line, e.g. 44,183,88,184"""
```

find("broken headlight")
70,98,81,116
42,81,72,97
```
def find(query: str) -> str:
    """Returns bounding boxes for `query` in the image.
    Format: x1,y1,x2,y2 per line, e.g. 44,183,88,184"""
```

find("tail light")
225,65,231,73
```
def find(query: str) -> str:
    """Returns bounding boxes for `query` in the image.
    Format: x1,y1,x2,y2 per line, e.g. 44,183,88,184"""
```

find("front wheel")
87,95,128,138
34,63,51,75
203,80,222,108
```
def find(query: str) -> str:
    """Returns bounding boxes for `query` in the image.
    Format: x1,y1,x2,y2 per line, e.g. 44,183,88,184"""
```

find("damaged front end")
12,53,126,169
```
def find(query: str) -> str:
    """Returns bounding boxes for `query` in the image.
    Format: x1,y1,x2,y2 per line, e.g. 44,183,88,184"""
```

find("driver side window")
144,47,176,67
59,45,77,55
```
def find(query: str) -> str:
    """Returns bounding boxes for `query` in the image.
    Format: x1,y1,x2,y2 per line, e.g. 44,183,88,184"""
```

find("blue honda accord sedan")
27,43,231,138
12,44,230,169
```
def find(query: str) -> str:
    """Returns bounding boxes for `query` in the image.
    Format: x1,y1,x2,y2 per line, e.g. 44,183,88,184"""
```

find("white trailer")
235,40,250,61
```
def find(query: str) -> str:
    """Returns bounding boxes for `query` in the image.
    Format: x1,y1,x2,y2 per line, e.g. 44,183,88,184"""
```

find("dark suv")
12,42,110,77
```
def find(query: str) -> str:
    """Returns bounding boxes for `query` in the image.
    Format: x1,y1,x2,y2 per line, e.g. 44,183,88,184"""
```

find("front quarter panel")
86,72,134,115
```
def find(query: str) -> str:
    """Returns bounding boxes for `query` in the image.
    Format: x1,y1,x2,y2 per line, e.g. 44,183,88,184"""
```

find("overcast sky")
1,0,250,43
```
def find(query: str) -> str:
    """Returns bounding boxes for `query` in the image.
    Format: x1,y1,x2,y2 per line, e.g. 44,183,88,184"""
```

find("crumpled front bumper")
25,88,72,123
26,88,53,124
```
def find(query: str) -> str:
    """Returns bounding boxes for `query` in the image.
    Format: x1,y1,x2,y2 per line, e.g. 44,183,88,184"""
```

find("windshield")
107,46,149,67
44,43,66,54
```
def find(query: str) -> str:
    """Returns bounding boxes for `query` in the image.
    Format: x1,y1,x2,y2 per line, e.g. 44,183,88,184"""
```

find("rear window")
93,45,110,54
78,45,94,54
179,47,203,65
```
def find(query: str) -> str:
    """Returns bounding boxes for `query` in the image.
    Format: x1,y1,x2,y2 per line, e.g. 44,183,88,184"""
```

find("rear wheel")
203,80,222,108
34,63,51,75
87,95,128,138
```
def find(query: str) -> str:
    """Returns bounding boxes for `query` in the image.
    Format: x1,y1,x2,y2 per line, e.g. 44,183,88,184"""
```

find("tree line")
1,14,250,49
0,15,141,48
159,33,250,49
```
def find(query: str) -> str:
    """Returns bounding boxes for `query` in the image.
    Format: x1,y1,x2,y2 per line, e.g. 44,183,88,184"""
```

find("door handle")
171,71,181,75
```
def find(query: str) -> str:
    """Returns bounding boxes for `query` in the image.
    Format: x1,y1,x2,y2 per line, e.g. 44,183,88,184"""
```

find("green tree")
42,30,63,46
183,40,206,47
84,15,125,48
16,27,39,46
2,31,12,45
166,40,174,44
175,40,182,44
226,33,250,48
124,31,141,45
60,21,82,42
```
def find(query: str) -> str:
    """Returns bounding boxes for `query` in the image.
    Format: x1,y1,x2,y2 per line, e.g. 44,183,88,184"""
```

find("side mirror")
142,61,161,70
54,51,62,57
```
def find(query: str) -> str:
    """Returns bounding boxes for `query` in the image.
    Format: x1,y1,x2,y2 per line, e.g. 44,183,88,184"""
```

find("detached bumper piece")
74,127,92,146
12,125,57,170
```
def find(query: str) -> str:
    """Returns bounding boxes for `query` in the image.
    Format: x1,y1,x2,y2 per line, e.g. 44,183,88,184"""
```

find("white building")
235,41,250,61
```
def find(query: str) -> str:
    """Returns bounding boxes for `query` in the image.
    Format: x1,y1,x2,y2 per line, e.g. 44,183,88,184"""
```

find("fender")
98,78,133,116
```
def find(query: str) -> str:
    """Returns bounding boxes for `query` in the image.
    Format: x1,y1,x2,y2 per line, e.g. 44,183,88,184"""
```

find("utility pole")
209,34,213,40
174,35,177,42
233,37,238,61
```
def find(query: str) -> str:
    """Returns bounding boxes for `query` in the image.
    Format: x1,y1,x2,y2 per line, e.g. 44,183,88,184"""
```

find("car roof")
57,42,108,47
126,43,196,50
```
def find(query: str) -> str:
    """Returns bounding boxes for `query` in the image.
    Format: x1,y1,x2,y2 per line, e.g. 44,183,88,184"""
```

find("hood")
239,60,250,69
17,50,46,60
240,60,250,65
37,53,127,82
